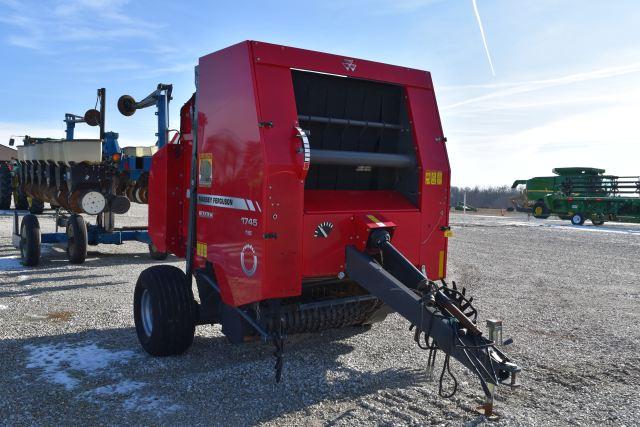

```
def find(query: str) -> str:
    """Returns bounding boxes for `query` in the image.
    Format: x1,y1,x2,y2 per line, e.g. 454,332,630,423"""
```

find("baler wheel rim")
140,289,154,336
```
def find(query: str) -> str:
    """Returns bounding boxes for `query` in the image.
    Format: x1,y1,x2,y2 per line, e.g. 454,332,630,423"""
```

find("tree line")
450,186,522,209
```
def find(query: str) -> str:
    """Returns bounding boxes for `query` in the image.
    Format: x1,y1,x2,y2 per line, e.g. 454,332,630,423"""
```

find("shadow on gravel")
0,325,428,424
0,280,121,298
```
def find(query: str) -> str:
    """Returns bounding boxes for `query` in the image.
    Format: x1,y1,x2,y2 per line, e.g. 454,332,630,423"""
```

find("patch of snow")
123,394,182,415
91,380,146,396
0,304,8,310
0,256,25,271
24,342,136,390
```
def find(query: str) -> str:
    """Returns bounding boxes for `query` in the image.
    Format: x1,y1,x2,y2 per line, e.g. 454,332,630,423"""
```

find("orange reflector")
112,153,121,162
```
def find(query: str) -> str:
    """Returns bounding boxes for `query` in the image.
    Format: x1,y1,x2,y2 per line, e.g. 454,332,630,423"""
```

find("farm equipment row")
6,87,172,265
513,167,640,225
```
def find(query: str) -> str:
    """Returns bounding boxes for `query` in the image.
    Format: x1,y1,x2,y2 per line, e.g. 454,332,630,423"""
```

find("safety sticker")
198,153,213,187
196,241,207,258
424,170,443,186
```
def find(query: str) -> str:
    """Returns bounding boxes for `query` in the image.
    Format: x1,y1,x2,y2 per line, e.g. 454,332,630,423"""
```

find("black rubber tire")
29,198,45,215
571,213,585,226
0,163,11,210
66,214,88,264
149,243,168,261
133,265,196,356
591,218,605,226
20,214,41,266
14,188,29,210
532,201,550,219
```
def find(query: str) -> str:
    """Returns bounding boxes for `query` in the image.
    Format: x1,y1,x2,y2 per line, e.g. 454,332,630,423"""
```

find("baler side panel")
406,86,451,279
148,143,186,258
197,42,265,307
252,61,305,299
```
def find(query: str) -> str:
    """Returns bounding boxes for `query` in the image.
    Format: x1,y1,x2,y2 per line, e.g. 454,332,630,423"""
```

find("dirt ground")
1,207,639,426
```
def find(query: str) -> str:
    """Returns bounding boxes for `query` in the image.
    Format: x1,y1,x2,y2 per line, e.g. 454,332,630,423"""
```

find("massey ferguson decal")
197,194,262,212
342,58,357,72
240,244,258,277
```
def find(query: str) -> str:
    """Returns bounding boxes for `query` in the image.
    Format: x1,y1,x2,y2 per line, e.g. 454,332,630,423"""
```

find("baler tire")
66,215,88,264
133,265,196,356
20,214,41,267
148,243,168,261
28,198,45,215
571,213,585,226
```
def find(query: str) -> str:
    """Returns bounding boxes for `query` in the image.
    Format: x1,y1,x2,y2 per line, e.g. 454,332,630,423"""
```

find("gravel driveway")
1,208,639,426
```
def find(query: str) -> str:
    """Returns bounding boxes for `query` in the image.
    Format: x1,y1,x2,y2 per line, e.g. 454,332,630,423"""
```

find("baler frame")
130,41,520,416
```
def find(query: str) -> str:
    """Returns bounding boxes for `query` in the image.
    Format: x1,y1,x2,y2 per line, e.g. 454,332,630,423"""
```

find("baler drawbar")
123,41,520,416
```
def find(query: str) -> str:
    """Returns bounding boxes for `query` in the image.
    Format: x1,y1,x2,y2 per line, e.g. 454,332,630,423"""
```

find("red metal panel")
251,41,431,89
406,84,451,279
302,210,420,277
196,42,265,306
148,143,186,258
252,60,306,300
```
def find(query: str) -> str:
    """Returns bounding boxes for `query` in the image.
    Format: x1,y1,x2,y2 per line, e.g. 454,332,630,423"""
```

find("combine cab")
130,41,520,415
513,167,640,225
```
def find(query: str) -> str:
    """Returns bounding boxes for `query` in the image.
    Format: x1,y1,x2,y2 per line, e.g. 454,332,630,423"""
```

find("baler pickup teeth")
345,239,520,416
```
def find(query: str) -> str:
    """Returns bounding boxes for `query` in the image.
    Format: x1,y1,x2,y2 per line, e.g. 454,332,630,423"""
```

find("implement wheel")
20,214,41,266
532,201,549,219
148,243,168,261
0,163,11,210
571,213,585,226
29,198,45,214
134,265,196,356
14,188,29,210
66,214,88,264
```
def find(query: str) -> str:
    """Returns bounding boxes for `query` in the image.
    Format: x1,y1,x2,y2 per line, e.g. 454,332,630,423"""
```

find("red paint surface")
148,41,451,307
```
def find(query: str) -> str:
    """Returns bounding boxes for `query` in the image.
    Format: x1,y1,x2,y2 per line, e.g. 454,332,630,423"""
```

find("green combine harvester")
512,167,640,225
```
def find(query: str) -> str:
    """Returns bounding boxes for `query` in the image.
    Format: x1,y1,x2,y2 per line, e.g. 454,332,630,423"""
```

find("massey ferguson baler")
128,41,520,415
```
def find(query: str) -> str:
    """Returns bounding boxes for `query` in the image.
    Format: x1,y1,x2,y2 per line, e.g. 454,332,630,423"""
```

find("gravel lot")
1,207,639,426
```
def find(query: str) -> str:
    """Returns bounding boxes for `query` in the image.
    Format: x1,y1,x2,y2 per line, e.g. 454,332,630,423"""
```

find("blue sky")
1,0,639,187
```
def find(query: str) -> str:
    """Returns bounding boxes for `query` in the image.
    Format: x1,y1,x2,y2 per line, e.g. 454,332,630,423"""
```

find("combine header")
127,41,520,415
513,167,640,225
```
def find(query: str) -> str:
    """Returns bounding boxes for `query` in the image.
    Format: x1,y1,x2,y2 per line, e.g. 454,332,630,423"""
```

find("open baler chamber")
141,41,519,414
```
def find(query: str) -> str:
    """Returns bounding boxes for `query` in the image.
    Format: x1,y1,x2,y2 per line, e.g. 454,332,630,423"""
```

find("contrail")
471,0,495,76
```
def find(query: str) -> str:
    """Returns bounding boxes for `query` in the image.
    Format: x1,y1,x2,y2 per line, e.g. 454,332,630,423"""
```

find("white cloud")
439,60,640,187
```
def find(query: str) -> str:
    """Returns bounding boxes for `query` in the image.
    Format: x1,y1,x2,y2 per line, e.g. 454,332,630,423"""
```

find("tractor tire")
133,265,196,356
591,218,605,226
66,214,88,264
571,213,585,226
148,243,168,261
29,198,45,214
532,201,550,219
20,214,41,266
14,188,29,210
0,163,11,210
